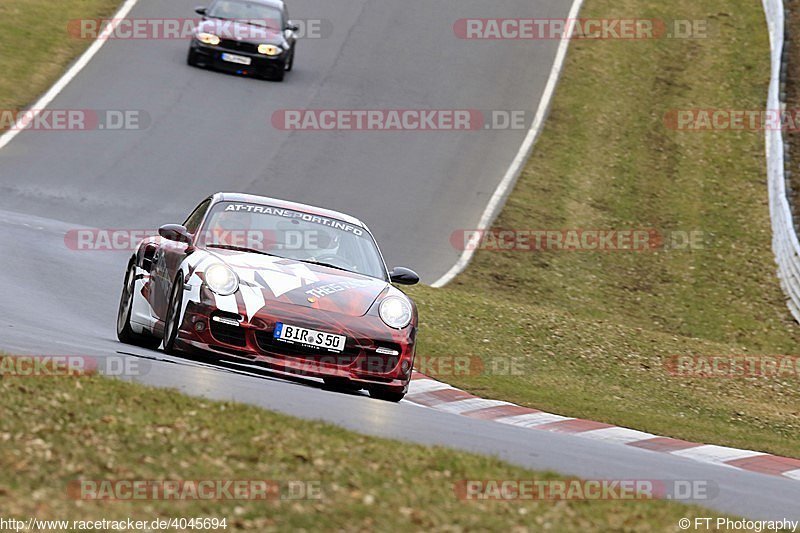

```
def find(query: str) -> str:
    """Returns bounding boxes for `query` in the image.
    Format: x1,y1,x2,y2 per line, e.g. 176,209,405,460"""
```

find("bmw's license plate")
274,323,346,353
221,53,252,65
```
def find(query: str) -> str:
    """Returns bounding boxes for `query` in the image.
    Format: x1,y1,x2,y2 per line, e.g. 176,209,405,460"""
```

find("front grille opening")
219,39,259,54
357,353,400,374
355,343,402,374
210,312,246,347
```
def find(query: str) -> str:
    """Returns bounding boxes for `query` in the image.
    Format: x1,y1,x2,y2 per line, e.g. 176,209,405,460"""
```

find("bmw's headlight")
197,32,221,45
258,44,282,56
205,264,239,296
379,296,412,329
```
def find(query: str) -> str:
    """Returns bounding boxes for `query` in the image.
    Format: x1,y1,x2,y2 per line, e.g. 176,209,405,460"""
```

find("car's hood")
196,18,284,45
206,249,390,317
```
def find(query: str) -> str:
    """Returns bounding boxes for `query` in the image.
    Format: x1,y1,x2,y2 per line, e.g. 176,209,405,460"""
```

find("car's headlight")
258,44,282,56
205,264,239,296
379,297,412,329
197,32,221,45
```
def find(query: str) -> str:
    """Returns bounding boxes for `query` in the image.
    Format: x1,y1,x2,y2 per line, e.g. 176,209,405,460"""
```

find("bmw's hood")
208,249,390,317
196,19,284,46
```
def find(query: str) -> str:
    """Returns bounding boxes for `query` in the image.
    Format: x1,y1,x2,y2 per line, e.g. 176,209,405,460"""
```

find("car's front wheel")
117,262,160,349
369,386,406,403
162,276,185,354
285,47,294,72
187,48,199,67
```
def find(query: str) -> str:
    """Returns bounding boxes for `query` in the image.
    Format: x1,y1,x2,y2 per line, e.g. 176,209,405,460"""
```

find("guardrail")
763,0,800,321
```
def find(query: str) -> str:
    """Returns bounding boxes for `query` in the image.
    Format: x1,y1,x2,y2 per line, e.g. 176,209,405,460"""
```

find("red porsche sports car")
117,193,420,401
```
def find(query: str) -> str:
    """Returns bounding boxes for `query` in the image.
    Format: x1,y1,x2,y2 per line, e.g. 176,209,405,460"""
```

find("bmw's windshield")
207,0,283,29
197,202,388,280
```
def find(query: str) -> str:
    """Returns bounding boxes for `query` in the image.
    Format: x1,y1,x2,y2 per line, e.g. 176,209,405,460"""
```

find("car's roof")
212,192,366,228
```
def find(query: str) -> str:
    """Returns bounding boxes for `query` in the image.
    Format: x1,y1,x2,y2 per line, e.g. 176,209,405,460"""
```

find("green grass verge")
0,0,122,114
408,0,800,458
0,372,725,530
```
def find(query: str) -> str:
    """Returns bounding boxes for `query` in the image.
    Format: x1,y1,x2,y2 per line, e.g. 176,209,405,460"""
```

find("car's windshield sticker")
223,203,364,236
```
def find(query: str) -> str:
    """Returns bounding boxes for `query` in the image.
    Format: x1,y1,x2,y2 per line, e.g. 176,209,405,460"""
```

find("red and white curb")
405,372,800,481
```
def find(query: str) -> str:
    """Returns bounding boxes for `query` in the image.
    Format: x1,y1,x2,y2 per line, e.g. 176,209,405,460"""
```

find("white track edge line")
431,0,586,288
406,380,800,480
0,0,141,151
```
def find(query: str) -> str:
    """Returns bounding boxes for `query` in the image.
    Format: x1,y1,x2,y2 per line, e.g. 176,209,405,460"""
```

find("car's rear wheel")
117,262,160,349
162,276,185,354
369,386,406,403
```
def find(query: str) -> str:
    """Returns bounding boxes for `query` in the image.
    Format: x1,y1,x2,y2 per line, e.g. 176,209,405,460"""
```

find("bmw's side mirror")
389,267,420,286
159,224,193,245
286,20,299,32
195,6,207,16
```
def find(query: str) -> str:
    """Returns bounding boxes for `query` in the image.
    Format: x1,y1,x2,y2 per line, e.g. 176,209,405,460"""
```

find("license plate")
273,323,346,353
221,53,252,65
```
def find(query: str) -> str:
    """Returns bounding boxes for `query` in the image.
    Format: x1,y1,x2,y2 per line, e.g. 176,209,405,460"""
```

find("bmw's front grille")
219,39,259,54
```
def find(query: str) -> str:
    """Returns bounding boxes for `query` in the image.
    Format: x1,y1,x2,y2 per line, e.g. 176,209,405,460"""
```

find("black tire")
368,386,406,403
187,48,198,66
285,47,294,72
162,276,185,354
117,262,161,349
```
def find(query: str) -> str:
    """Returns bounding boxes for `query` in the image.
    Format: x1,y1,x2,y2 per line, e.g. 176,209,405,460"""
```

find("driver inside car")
205,211,278,252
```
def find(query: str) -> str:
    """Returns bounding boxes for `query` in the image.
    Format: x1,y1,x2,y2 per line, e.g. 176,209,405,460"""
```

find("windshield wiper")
242,20,278,29
206,243,279,257
295,258,355,274
207,15,277,30
207,246,357,273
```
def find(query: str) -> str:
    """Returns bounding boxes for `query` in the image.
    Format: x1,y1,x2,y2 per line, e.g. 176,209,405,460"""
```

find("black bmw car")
188,0,298,81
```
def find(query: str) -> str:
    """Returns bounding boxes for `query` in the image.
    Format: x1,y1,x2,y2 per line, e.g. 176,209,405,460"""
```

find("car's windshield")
207,0,282,29
197,202,388,280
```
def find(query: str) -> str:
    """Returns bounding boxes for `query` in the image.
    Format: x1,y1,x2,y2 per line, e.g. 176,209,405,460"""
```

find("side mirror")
389,267,419,286
159,224,193,245
195,6,207,15
286,20,299,32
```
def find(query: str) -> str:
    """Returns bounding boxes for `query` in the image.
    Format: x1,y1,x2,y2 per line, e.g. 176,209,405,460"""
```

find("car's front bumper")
190,40,287,77
174,296,416,393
